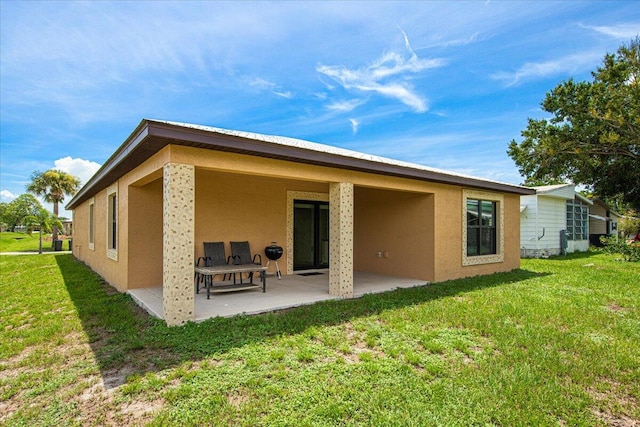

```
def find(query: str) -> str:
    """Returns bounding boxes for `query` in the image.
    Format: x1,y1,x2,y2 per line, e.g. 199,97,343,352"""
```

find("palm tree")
26,169,80,244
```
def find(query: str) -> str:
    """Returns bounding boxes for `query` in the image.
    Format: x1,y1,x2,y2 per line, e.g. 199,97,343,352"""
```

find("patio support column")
162,163,195,326
329,182,354,298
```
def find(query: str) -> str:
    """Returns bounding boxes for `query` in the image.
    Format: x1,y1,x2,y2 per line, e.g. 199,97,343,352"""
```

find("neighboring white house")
520,184,593,258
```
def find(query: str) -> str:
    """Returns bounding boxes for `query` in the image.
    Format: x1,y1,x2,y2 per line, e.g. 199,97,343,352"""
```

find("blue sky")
1,1,639,217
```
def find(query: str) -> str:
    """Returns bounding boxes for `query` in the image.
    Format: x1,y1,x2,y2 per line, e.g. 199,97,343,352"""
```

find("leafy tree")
619,212,640,239
26,169,80,243
1,194,42,232
24,207,63,254
508,38,640,210
0,202,7,230
599,235,640,262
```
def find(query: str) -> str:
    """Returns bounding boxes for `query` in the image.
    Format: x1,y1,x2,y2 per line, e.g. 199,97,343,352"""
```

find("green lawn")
0,232,69,253
0,253,638,426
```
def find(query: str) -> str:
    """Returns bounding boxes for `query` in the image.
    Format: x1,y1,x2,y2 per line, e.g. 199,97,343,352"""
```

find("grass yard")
0,232,67,253
0,252,638,426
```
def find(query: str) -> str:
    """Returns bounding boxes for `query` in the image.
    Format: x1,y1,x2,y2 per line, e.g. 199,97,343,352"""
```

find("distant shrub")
599,236,640,262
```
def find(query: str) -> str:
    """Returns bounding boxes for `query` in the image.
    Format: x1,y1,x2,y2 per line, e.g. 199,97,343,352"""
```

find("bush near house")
0,253,638,426
618,214,640,240
599,235,640,262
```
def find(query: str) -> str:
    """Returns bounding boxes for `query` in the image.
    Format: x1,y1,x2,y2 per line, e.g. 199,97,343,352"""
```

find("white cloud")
421,32,480,49
53,157,101,187
1,190,16,201
491,51,603,86
583,23,640,39
247,77,292,99
316,30,445,112
326,99,365,112
249,78,276,90
349,118,359,134
274,91,293,99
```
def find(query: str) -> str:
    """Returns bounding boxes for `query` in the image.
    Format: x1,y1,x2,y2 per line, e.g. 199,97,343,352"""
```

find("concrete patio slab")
128,271,428,322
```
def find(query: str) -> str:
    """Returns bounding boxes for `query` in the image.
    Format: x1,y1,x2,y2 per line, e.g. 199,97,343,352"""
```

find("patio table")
195,264,267,299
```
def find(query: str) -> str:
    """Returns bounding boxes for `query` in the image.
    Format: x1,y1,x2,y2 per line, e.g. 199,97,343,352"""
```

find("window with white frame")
566,199,588,240
107,186,118,260
88,199,95,251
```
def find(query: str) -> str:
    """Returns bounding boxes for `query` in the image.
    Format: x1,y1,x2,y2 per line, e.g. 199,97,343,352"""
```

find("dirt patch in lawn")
73,371,165,426
606,303,630,313
588,378,639,427
0,329,174,426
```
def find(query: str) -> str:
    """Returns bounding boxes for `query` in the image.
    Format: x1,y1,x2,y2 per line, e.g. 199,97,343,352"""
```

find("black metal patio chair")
195,241,231,292
230,241,262,282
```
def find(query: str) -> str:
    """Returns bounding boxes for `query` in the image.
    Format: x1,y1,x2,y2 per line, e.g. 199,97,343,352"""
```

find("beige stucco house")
66,119,534,326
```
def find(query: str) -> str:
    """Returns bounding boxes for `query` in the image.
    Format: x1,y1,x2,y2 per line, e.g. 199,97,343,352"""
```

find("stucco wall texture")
72,144,521,323
162,163,195,326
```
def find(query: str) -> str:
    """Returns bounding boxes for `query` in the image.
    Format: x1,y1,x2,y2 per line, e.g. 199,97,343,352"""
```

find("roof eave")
66,120,151,209
67,120,534,209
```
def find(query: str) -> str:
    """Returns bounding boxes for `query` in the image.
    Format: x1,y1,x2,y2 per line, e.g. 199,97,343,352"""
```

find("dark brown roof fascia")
66,121,151,209
67,119,534,209
145,121,534,195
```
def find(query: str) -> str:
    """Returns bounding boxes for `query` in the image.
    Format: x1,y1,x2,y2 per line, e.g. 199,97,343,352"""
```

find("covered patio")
128,271,428,321
68,120,529,327
125,159,435,325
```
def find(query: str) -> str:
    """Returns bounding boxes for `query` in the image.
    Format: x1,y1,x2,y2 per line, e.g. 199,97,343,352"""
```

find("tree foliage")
619,213,640,238
508,38,640,210
26,169,80,242
24,207,63,254
0,194,43,232
599,235,640,262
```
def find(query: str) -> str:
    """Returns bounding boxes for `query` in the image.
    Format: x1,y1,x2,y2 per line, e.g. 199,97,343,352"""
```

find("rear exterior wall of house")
72,144,521,292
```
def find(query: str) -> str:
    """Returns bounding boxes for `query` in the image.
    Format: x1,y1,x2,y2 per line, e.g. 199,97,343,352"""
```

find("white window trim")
106,184,118,261
88,198,95,251
462,189,504,266
566,199,589,241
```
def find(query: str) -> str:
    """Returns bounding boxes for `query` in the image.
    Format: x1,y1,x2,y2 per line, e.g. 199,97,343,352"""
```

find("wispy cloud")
491,51,603,86
582,23,640,39
247,77,293,99
326,99,365,112
249,78,276,90
274,91,293,99
349,118,359,134
316,29,446,112
419,32,480,49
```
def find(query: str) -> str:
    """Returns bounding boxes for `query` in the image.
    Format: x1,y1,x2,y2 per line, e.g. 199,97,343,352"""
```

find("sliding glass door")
293,200,329,270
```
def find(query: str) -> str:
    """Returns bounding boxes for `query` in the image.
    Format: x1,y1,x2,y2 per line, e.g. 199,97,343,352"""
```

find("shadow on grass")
55,254,549,386
541,251,600,261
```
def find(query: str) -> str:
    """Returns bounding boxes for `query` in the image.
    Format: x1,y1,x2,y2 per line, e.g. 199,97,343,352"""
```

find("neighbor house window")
566,199,588,241
462,190,504,266
107,185,118,261
88,199,95,251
